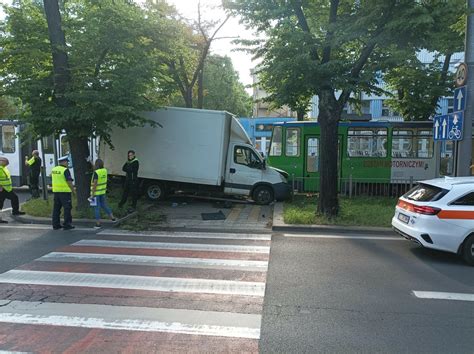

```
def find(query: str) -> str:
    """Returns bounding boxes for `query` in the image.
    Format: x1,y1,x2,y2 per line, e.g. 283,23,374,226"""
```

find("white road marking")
0,224,94,232
98,230,272,241
413,291,474,302
284,233,401,240
73,239,270,254
0,270,266,296
39,252,268,272
0,300,261,339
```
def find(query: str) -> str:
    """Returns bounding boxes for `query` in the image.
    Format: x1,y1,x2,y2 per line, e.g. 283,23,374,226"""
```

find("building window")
447,98,454,114
347,128,387,157
269,126,282,156
382,101,399,117
1,125,16,153
285,128,300,157
391,128,433,158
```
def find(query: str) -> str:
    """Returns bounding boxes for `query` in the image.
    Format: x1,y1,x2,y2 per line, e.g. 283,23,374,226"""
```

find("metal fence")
290,174,416,198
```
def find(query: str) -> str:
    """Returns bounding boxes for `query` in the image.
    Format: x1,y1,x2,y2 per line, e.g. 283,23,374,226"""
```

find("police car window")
451,192,474,206
404,183,449,202
1,125,15,153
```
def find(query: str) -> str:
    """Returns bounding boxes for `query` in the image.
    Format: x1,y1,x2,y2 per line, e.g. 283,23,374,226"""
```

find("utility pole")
456,0,474,175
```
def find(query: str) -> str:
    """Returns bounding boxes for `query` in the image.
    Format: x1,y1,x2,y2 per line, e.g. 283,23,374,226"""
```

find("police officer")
51,156,75,230
25,150,42,198
0,156,25,223
118,150,139,212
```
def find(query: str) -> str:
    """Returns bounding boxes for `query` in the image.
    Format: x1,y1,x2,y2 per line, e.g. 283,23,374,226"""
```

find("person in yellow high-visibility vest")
0,156,25,223
24,150,42,198
51,156,75,230
90,159,116,229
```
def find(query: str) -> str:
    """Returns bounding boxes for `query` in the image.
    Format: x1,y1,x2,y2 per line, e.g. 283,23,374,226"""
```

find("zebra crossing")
0,230,271,352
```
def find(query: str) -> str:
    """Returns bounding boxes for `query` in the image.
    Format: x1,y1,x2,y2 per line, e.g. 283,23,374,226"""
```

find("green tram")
267,120,443,194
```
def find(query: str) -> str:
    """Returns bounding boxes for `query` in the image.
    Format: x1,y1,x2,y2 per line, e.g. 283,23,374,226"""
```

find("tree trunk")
68,136,91,210
43,0,70,104
43,0,89,210
184,88,193,108
297,108,305,121
318,90,340,217
197,68,204,109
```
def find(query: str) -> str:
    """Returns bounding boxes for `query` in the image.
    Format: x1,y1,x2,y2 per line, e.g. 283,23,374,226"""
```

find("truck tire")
145,182,167,201
253,185,274,205
461,235,474,266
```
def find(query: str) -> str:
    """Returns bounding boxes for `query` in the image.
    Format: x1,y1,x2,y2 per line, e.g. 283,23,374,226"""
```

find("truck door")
225,144,264,196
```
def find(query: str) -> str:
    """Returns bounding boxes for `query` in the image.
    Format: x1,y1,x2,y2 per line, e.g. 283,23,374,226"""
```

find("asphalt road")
261,231,474,353
0,225,96,274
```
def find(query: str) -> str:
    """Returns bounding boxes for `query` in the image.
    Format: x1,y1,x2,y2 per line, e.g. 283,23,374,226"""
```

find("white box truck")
100,107,291,204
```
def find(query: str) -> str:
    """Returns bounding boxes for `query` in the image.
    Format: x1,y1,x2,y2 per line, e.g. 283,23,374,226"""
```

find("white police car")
392,177,474,265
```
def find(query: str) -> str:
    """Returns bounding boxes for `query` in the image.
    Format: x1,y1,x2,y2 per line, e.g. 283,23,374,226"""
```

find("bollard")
349,174,353,199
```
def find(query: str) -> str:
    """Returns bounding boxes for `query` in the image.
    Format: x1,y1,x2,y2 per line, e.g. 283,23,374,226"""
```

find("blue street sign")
453,86,467,112
433,112,464,141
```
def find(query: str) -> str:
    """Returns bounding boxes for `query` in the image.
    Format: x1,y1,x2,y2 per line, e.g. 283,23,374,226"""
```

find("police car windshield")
403,183,449,202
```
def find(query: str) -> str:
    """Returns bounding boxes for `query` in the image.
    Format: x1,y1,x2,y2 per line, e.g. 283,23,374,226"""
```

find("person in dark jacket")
25,150,42,198
118,150,139,211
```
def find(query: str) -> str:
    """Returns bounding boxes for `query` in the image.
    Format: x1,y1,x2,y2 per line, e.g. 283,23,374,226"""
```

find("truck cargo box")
101,107,236,186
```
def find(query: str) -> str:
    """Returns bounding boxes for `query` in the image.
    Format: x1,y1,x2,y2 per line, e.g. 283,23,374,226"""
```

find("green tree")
0,0,172,208
201,54,252,116
0,97,17,119
384,0,465,121
224,0,448,216
164,3,230,108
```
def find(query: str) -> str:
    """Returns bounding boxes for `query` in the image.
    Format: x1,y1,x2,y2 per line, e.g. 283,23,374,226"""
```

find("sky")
0,0,257,90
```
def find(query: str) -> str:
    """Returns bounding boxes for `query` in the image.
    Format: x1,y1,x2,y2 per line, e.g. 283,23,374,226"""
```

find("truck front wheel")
252,185,274,205
145,182,167,201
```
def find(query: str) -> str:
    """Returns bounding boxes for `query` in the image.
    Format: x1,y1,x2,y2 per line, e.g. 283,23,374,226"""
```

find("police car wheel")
461,235,474,266
146,182,166,201
253,185,274,205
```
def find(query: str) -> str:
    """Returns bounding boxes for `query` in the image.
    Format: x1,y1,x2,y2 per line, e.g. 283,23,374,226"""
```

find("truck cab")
224,141,291,204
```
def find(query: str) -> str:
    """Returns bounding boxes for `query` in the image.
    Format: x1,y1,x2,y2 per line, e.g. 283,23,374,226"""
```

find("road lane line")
284,233,401,240
97,230,271,240
73,240,270,254
413,291,474,302
39,252,268,271
0,270,266,296
0,224,94,232
0,300,261,339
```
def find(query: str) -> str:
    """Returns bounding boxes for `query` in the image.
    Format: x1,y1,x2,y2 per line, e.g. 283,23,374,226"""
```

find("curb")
12,211,136,229
272,202,395,235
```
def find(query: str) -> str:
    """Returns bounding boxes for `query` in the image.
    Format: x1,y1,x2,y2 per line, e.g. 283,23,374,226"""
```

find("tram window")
392,128,433,158
42,136,54,154
60,136,70,156
347,128,387,157
306,138,319,172
269,126,282,156
1,125,15,153
286,128,300,157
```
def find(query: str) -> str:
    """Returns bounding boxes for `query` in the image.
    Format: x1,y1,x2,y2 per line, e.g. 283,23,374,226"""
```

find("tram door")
304,135,342,192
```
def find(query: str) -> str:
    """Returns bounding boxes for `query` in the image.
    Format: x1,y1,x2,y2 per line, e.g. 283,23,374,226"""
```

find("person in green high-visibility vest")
0,156,25,223
90,159,116,229
51,156,75,230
